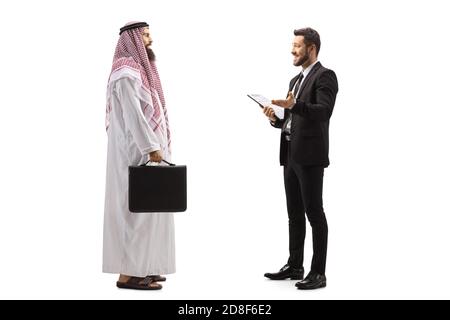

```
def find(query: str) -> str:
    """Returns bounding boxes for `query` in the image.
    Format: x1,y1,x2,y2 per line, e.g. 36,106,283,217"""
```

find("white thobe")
103,77,175,277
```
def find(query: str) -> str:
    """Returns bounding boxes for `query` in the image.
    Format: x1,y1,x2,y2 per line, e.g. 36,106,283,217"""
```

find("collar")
302,60,320,78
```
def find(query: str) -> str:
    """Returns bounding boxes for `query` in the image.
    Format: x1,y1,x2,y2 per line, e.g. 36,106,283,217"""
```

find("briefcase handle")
142,159,176,167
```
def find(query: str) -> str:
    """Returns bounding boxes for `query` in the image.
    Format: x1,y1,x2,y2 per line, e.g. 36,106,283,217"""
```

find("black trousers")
284,144,328,274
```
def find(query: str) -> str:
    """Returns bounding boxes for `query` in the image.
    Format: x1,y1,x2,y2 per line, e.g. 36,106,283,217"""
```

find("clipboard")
247,94,285,119
247,94,271,108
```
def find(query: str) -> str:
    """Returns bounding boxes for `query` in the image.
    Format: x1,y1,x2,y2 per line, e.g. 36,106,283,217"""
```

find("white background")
1,0,449,300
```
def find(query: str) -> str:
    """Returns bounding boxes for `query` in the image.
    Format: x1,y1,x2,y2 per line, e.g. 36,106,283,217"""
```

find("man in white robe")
103,21,175,290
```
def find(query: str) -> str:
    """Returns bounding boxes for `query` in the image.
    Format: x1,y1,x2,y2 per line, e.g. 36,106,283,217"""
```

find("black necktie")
283,72,304,134
293,72,304,98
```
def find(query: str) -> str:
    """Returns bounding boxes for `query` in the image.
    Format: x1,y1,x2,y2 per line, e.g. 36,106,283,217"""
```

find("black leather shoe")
295,271,326,290
264,264,304,280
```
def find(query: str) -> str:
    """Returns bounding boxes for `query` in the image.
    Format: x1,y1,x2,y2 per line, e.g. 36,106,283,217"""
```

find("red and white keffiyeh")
106,22,171,151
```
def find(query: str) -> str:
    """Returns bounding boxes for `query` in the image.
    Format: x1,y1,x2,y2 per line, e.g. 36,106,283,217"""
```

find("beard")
146,47,156,62
294,51,309,67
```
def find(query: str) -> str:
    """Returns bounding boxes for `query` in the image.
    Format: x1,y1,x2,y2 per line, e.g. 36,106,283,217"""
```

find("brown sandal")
116,276,162,290
148,275,166,282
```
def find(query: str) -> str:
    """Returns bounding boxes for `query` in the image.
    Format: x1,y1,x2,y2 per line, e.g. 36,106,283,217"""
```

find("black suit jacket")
272,62,338,167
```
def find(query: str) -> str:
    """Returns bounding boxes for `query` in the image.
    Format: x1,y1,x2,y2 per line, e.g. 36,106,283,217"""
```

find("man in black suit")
262,28,338,290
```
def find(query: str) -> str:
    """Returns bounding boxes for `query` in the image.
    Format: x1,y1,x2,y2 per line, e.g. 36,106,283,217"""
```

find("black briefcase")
128,160,187,213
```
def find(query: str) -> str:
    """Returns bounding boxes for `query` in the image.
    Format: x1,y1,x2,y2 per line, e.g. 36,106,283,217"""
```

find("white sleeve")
116,78,161,155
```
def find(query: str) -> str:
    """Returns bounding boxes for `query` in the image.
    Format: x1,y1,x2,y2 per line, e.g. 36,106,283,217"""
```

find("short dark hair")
294,27,321,55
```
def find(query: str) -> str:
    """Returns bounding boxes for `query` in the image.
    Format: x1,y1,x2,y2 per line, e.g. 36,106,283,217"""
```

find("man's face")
291,36,311,67
142,27,156,61
142,27,152,49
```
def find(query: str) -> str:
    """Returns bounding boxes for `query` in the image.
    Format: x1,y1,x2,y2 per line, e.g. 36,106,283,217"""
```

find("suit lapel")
285,63,321,121
297,62,322,97
289,72,303,92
